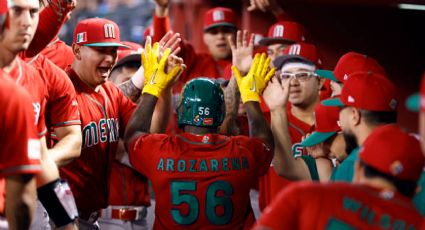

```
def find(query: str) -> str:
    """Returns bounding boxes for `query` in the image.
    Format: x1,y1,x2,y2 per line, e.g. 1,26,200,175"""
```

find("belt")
102,206,147,221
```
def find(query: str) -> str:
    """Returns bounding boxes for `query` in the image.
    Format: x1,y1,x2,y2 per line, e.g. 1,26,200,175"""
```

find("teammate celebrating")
322,71,397,182
253,124,424,230
0,0,78,229
0,2,41,228
124,52,275,228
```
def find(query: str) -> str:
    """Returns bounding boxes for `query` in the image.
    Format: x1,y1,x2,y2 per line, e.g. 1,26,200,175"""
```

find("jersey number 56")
170,180,233,225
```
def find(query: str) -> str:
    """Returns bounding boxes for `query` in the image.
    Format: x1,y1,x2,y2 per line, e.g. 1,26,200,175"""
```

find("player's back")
282,182,422,230
129,132,272,230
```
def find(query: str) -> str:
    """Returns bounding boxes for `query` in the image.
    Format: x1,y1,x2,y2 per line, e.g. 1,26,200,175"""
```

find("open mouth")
97,67,111,77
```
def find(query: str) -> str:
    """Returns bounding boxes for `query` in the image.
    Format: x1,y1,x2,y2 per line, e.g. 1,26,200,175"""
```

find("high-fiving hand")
141,37,185,97
232,53,275,103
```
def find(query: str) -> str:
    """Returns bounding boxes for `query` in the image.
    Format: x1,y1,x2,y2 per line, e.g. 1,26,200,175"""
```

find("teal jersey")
300,155,320,181
330,147,360,182
413,170,425,216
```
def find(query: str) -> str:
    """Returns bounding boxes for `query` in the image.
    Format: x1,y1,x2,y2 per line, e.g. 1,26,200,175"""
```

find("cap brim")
316,69,339,82
406,93,419,112
204,23,237,32
258,37,297,46
300,131,336,147
85,42,130,48
322,98,345,107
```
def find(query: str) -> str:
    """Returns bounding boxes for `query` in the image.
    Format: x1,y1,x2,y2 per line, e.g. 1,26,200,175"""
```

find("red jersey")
108,159,150,206
128,133,273,230
60,68,136,216
255,182,423,230
0,72,41,213
258,105,314,210
36,37,74,70
6,58,48,137
27,54,80,137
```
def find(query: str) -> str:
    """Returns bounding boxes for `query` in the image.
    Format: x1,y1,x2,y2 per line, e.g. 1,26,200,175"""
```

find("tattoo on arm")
118,80,142,103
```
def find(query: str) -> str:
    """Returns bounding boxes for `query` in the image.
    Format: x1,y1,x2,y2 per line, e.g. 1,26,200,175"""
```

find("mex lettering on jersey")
82,118,119,148
156,156,250,173
339,196,417,229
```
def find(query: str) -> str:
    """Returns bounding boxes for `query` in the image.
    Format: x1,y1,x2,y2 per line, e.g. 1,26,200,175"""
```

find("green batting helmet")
177,78,225,128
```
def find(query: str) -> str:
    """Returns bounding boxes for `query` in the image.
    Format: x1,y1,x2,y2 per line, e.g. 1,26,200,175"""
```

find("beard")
343,131,359,155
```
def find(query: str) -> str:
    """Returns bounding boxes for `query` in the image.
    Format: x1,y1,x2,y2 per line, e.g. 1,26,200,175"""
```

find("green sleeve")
300,155,320,181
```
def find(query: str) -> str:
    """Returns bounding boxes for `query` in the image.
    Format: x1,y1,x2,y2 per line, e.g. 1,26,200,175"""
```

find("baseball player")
253,124,424,230
322,71,397,182
124,51,274,229
97,42,152,230
263,72,344,182
0,4,41,227
0,1,79,229
61,18,179,228
316,51,386,97
256,44,324,210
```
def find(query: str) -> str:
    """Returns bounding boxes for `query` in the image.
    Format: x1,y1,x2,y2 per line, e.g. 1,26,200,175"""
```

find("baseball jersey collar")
177,133,229,145
67,67,97,94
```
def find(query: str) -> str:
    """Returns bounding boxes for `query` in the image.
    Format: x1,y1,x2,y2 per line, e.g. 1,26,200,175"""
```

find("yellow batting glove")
142,45,182,97
232,53,275,103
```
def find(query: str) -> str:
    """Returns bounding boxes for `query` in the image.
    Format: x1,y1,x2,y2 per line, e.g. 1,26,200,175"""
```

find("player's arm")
118,31,181,102
125,40,184,145
48,126,82,166
232,53,275,149
152,0,171,42
220,31,254,136
263,78,312,181
26,0,76,57
5,174,37,230
247,0,292,21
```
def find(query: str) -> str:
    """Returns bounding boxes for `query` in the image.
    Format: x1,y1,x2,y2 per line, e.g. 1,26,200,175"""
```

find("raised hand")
247,0,281,12
228,30,255,74
154,0,169,7
263,75,290,111
141,37,183,97
157,31,181,56
232,53,275,103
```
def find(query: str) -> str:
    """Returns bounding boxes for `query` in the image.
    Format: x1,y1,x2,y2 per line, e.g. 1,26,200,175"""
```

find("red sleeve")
255,183,302,229
128,134,169,177
274,12,293,21
0,81,41,176
25,0,72,57
152,14,170,43
41,56,81,128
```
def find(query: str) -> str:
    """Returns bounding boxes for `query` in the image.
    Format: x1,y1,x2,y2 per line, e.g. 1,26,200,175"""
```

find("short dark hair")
358,109,397,126
360,161,417,197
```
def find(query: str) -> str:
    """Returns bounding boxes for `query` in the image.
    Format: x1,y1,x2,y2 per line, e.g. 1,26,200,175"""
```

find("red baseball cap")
273,42,322,68
322,72,397,111
0,0,7,15
112,41,143,71
204,7,237,32
301,102,341,147
316,52,386,83
259,21,306,46
73,18,129,48
406,72,425,112
360,124,424,181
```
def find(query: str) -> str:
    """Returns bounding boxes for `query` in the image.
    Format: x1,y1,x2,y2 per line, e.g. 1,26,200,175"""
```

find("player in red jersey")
97,42,152,229
257,51,324,210
125,51,275,229
0,1,79,229
61,18,180,228
253,124,424,230
0,4,41,226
